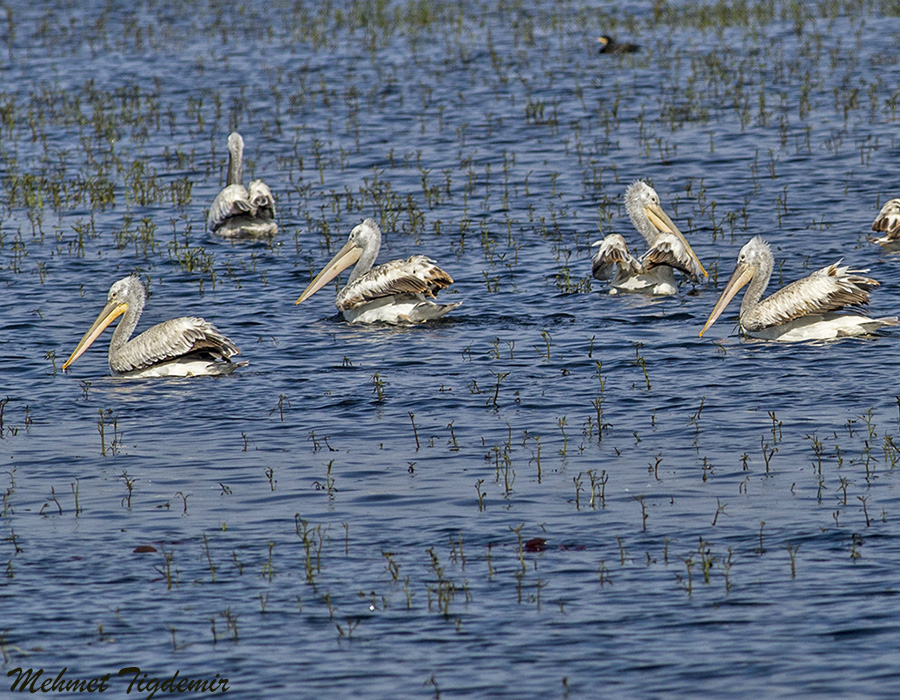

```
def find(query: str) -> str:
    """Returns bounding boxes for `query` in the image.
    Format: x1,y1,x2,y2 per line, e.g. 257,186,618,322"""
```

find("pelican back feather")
872,199,900,241
641,232,701,279
591,234,640,280
336,256,454,311
208,184,253,232
248,179,276,219
111,317,240,374
746,263,878,331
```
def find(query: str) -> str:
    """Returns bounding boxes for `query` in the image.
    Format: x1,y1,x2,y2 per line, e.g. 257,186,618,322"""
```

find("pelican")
597,35,640,54
871,198,900,248
592,180,707,295
62,276,245,377
295,218,460,324
207,132,277,238
699,236,897,342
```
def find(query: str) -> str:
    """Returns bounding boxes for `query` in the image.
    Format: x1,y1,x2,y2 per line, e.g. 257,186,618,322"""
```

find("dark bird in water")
597,36,640,54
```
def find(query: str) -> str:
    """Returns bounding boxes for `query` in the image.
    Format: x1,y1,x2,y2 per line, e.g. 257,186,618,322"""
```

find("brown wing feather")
591,234,640,279
248,179,276,219
116,317,240,372
642,234,699,279
208,184,253,232
872,199,900,241
748,264,878,330
337,256,454,311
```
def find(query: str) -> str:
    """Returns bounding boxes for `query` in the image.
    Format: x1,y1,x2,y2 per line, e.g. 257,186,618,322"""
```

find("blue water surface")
2,1,900,698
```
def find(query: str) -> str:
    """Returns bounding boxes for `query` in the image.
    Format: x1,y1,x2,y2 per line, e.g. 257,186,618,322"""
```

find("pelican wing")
872,199,900,241
336,256,453,311
248,179,276,219
208,184,253,232
749,264,878,330
591,234,641,280
113,317,240,373
641,232,702,280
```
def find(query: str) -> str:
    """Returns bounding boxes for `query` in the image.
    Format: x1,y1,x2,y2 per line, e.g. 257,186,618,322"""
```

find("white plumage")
871,198,900,248
592,180,707,295
296,219,460,324
699,236,897,342
208,132,277,238
62,276,244,377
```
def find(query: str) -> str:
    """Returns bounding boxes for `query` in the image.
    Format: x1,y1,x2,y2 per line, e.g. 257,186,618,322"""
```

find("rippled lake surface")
3,1,900,698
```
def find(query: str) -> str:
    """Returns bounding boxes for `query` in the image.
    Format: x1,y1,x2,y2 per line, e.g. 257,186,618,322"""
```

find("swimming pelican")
62,276,245,377
597,35,640,54
871,198,900,248
592,180,707,295
207,132,277,238
699,236,897,342
295,218,460,324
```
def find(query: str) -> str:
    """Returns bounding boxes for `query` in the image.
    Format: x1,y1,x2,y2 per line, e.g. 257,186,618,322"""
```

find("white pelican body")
62,276,245,378
208,132,277,238
699,236,897,342
296,218,460,324
871,199,900,249
592,181,707,296
592,234,679,295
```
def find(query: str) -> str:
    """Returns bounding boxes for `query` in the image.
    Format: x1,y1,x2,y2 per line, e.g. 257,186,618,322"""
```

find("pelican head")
227,131,244,157
625,180,707,279
699,236,770,337
226,131,244,185
296,219,382,305
62,276,144,369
